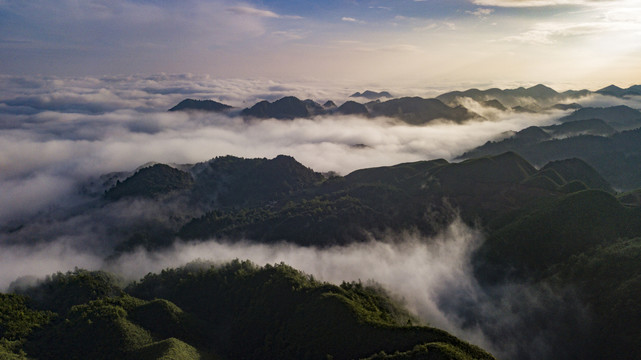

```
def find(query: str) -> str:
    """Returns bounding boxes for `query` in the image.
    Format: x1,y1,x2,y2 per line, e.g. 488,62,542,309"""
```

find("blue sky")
1,0,641,88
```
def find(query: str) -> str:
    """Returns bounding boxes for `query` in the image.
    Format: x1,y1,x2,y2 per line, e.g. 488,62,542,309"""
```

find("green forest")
0,263,494,360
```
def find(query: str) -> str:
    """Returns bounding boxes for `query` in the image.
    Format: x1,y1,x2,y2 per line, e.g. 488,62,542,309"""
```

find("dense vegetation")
460,120,641,190
0,264,495,360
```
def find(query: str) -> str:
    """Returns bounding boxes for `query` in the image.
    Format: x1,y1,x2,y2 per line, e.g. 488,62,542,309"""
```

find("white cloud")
501,21,617,44
226,5,302,19
0,217,591,360
471,0,615,7
466,7,495,18
0,75,572,223
341,16,365,24
227,6,280,18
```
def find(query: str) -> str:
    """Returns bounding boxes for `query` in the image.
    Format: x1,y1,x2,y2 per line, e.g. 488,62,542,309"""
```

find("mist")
0,75,616,359
1,217,590,360
0,74,574,224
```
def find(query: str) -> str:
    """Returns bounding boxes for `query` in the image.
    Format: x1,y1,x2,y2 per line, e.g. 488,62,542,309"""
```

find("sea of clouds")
1,74,637,359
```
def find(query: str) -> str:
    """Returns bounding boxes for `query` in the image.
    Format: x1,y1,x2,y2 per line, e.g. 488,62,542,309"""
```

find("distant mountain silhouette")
349,90,393,99
169,99,232,112
511,105,538,113
596,84,641,97
437,84,589,108
322,100,337,109
560,105,641,131
544,119,616,137
550,103,582,111
237,96,477,124
482,99,507,111
460,126,641,190
241,96,325,119
367,97,478,124
335,101,369,116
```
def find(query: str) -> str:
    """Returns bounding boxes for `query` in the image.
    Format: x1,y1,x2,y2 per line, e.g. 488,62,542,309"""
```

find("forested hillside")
0,263,495,360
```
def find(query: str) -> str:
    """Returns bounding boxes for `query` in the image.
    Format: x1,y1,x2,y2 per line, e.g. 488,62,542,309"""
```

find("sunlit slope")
1,265,496,360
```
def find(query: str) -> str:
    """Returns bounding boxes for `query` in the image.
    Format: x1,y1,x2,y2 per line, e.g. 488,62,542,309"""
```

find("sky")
1,0,641,89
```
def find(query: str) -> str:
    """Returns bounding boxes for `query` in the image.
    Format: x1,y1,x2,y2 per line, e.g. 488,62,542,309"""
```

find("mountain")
8,149,641,359
458,127,551,159
596,84,641,97
322,100,337,109
436,84,578,108
335,100,369,115
475,186,641,283
436,84,593,109
550,103,582,111
2,264,496,360
522,83,559,100
473,188,641,358
560,105,641,131
176,152,616,246
96,151,625,251
482,99,507,111
241,96,325,119
542,118,616,137
540,158,614,193
105,164,194,201
349,90,393,99
189,154,324,207
168,99,232,112
618,188,641,206
367,97,478,124
459,125,641,190
237,95,477,124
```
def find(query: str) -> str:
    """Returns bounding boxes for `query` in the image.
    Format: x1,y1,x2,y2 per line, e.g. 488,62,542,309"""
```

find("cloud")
0,0,304,76
1,217,592,360
227,6,281,18
466,7,495,18
341,16,365,24
500,22,608,44
226,5,302,19
0,74,574,223
471,0,614,7
0,75,618,359
444,22,457,30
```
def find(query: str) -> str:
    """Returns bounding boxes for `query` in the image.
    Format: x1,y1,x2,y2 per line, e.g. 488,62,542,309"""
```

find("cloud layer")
0,74,578,224
1,217,590,360
1,75,628,359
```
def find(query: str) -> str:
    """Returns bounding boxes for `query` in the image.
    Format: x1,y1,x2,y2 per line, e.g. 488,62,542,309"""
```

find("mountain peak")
241,96,319,119
349,90,393,99
598,84,624,92
525,84,558,97
168,99,232,112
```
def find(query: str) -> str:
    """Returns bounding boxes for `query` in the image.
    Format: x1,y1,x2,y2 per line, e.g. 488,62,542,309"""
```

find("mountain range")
3,145,641,358
349,90,393,99
168,83,641,124
459,109,641,190
3,82,641,360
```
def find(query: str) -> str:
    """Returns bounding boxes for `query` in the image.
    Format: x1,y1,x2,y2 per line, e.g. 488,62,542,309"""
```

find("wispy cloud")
341,16,366,24
502,22,596,43
0,74,586,222
500,18,638,44
227,6,280,18
227,5,302,19
466,7,495,19
471,0,616,7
